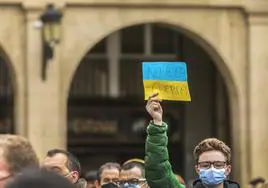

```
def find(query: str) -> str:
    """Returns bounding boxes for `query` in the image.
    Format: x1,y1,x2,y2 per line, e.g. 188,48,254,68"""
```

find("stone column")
248,14,268,179
25,7,65,161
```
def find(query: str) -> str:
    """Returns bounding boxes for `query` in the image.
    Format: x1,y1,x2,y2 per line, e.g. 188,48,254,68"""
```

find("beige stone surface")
24,8,66,160
0,6,26,136
0,0,267,186
60,7,249,184
249,15,268,179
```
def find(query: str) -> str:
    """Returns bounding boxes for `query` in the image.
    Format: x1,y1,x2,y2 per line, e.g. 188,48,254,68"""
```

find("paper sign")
142,62,191,101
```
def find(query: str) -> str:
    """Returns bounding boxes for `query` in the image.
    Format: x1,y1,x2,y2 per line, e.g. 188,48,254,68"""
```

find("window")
68,24,185,175
121,25,144,54
69,23,182,98
152,24,179,54
68,23,183,137
69,58,108,97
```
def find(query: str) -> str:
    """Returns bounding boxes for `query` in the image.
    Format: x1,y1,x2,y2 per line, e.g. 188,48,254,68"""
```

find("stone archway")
61,7,247,184
0,47,15,133
66,22,233,180
0,7,27,137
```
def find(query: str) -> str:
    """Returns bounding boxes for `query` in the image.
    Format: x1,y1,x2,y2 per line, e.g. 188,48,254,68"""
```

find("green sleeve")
144,122,185,188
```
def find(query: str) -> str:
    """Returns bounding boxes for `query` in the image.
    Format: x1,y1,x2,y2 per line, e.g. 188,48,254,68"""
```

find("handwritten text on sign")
142,62,191,101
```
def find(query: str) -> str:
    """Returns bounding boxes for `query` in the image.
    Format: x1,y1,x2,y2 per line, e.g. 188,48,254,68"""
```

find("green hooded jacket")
145,122,185,188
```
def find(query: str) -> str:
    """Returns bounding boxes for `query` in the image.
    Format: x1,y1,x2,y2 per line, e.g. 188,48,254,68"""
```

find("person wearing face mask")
119,159,148,188
42,149,87,188
193,138,240,188
144,93,240,188
95,162,121,188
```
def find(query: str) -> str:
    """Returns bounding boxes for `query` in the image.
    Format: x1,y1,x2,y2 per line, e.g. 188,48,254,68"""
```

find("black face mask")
101,182,119,188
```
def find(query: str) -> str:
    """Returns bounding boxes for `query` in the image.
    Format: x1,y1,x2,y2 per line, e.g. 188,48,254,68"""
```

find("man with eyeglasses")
119,159,148,188
42,149,87,187
145,93,240,188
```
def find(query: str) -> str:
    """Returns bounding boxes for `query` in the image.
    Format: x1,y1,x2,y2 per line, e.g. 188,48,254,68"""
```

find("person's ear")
71,171,79,183
225,165,232,176
95,180,101,188
195,165,200,174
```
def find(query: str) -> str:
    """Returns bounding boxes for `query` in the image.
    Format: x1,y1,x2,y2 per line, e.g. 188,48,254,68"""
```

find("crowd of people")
0,93,252,188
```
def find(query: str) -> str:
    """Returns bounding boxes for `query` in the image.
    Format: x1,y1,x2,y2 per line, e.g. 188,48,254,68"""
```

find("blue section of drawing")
142,62,187,81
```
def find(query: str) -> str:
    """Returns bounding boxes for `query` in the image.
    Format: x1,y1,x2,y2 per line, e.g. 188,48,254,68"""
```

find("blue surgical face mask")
199,167,226,185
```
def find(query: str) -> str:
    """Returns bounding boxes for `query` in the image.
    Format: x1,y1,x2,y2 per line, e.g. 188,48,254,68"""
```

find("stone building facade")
0,0,268,186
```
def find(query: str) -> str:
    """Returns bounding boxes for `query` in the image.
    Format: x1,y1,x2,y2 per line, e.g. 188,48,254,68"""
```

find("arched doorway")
0,50,14,133
67,23,230,181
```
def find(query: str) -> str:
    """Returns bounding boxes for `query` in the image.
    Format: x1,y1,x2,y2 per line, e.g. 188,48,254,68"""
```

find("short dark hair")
85,170,98,181
6,168,75,188
121,161,145,178
0,135,39,175
76,178,87,188
97,163,120,181
46,149,81,176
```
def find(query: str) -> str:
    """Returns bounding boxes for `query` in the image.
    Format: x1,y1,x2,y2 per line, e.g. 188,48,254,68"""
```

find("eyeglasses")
118,178,146,185
198,161,227,169
119,178,147,187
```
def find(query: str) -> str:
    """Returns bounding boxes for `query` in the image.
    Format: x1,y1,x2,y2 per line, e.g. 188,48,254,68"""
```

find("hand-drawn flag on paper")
142,62,191,101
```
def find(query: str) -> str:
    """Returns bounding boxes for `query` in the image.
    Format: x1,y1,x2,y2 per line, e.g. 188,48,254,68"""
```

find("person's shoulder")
192,179,204,188
224,180,240,188
191,179,240,188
